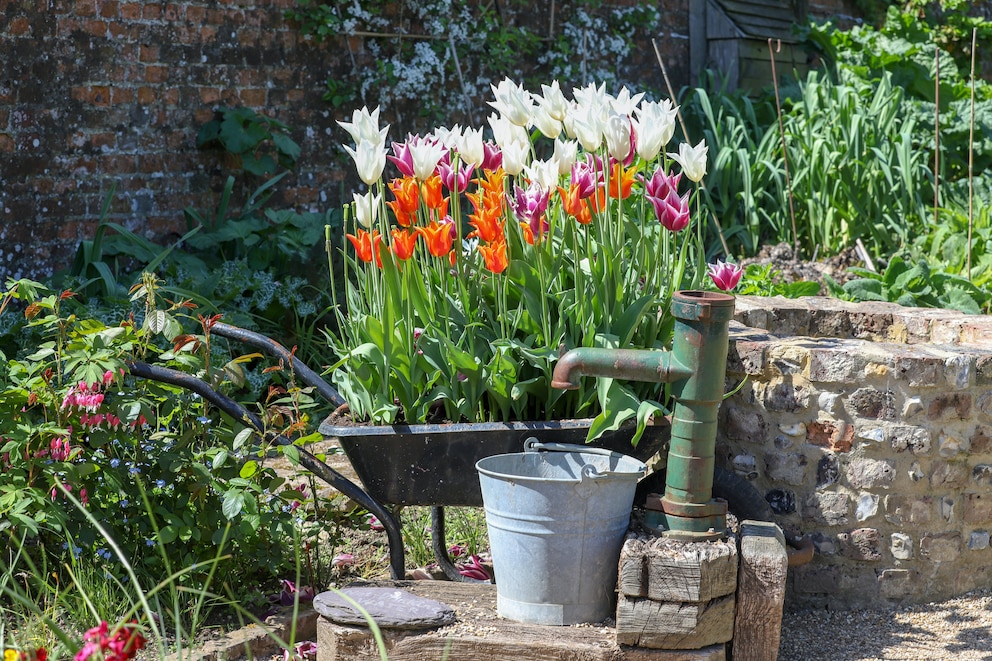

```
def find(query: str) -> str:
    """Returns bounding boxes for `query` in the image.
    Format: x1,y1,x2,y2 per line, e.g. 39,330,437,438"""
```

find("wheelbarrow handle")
126,360,405,580
210,322,348,409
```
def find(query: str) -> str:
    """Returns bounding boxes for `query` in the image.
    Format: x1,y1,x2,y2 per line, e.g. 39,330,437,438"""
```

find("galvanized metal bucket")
476,439,646,625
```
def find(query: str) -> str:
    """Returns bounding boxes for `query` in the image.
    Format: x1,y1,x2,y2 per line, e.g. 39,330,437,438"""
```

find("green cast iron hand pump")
552,290,735,541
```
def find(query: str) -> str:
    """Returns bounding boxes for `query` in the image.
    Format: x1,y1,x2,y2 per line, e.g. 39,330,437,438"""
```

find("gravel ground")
778,589,992,660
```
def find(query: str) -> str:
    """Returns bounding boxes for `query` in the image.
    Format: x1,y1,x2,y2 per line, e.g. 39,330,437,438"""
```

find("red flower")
346,229,383,267
390,229,418,261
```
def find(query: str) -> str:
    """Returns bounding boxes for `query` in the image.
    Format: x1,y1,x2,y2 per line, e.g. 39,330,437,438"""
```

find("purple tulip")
643,166,681,205
644,167,690,232
512,182,550,237
708,260,744,291
570,155,603,199
387,140,415,177
438,158,474,194
480,141,503,172
388,135,447,179
275,579,315,606
440,215,458,240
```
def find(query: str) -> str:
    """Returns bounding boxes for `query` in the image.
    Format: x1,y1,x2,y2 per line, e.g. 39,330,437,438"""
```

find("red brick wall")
0,0,343,281
0,0,858,283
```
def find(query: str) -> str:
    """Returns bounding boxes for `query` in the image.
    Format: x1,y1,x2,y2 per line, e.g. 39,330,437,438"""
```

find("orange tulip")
557,184,593,225
608,162,636,200
388,177,419,213
519,221,535,246
468,188,505,215
468,205,505,243
466,189,488,213
588,187,608,214
416,221,454,258
346,228,383,267
478,238,509,274
479,168,506,199
387,176,420,227
421,174,447,211
391,228,418,261
385,203,413,227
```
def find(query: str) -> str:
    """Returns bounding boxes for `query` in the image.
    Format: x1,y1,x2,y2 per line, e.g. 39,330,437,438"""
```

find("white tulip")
634,99,678,162
572,82,609,116
668,139,708,183
604,111,632,162
433,124,463,149
337,106,388,147
501,139,530,176
609,86,644,116
571,102,605,152
408,140,445,181
571,82,610,152
488,78,533,127
457,126,485,168
524,158,559,190
531,103,562,139
539,81,570,121
552,138,578,176
488,112,529,151
352,190,381,228
344,139,387,186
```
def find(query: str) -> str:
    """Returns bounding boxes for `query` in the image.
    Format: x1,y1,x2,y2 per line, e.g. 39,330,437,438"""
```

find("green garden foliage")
0,277,337,625
57,109,341,369
825,253,991,313
684,5,992,311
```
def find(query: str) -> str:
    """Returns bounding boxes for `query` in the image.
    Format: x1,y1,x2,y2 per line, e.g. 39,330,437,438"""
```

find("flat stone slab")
314,587,456,630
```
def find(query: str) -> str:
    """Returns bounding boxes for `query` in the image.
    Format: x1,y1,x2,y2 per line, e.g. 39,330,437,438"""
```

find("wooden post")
733,520,788,661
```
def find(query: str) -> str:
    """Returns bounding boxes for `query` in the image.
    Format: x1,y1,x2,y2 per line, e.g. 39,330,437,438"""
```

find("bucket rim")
475,451,646,482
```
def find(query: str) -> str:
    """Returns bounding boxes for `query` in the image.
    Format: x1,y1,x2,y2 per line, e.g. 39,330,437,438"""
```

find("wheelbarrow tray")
318,417,670,507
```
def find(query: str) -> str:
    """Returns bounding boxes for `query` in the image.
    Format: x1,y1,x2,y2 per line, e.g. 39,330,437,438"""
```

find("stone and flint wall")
720,296,992,609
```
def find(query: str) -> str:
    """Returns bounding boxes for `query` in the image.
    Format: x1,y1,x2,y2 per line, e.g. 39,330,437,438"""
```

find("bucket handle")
523,438,620,458
523,438,643,480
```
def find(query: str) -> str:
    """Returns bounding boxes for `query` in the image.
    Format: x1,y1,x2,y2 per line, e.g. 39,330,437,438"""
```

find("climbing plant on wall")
286,0,661,128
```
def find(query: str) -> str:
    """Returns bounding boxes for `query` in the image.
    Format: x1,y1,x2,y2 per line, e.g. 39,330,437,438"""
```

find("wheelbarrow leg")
431,506,489,583
297,449,406,580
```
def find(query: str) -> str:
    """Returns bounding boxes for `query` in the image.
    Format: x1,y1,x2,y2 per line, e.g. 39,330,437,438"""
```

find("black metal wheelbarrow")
129,323,670,582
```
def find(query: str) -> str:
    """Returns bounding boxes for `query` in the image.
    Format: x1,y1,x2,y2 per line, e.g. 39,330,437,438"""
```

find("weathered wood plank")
316,580,729,661
740,40,805,62
618,534,737,602
732,520,788,661
619,537,647,597
616,594,736,650
622,644,727,660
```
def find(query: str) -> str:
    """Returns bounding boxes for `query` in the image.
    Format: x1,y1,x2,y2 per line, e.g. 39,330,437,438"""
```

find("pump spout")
551,347,692,390
552,290,737,541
